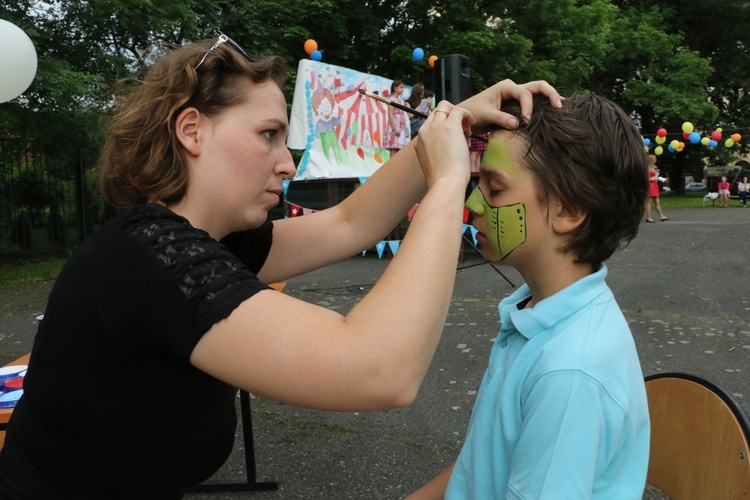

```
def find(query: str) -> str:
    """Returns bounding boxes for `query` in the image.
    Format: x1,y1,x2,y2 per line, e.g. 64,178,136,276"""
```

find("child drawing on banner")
312,83,347,166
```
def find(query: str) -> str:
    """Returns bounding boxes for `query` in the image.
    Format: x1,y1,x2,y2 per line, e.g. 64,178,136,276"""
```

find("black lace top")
0,203,273,498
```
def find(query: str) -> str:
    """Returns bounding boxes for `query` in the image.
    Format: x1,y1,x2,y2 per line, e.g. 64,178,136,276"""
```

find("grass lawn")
658,191,716,209
0,257,66,287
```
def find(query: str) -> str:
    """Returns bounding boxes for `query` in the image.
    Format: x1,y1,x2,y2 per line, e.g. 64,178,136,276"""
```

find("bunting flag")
282,179,291,196
288,59,413,179
375,241,387,259
289,203,303,217
387,240,400,256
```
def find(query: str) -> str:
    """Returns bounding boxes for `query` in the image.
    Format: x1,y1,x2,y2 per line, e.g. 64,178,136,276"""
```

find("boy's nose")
465,187,485,216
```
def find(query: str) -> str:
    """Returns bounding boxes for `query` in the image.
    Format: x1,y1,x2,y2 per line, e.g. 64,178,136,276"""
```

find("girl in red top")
717,175,731,207
645,155,668,222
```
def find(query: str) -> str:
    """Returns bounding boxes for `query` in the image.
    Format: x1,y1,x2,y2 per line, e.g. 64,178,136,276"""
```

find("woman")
407,82,430,138
0,35,560,497
645,155,668,222
737,175,748,207
383,79,411,156
718,175,731,207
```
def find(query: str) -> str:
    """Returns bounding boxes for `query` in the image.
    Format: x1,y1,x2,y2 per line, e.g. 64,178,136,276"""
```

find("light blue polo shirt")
446,264,650,499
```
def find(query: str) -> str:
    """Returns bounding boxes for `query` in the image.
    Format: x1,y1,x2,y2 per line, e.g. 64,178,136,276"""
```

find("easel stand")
461,233,515,288
188,390,278,492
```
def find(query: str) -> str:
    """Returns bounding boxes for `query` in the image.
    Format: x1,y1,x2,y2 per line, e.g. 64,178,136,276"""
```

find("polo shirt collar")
498,263,609,340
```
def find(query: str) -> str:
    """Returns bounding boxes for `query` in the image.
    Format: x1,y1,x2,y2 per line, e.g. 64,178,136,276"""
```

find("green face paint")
465,138,526,261
482,137,520,179
465,188,526,261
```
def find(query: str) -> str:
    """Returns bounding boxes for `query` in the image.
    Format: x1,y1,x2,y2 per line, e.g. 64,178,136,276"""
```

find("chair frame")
644,372,750,499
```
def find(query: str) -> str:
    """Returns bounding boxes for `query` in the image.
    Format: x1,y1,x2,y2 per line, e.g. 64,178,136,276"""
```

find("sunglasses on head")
194,32,250,69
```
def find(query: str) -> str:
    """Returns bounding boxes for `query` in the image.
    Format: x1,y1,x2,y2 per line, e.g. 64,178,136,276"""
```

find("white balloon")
0,19,38,103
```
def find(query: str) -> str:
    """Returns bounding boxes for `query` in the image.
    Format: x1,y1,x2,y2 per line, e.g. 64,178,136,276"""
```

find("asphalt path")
1,207,748,498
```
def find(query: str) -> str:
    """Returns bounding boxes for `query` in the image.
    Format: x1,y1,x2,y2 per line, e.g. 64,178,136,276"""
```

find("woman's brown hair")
98,38,287,208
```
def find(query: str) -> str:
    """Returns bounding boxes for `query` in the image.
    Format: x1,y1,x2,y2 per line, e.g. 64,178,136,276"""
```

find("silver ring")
433,109,449,115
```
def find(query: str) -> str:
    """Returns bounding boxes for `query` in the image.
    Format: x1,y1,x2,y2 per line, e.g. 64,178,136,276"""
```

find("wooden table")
0,353,30,450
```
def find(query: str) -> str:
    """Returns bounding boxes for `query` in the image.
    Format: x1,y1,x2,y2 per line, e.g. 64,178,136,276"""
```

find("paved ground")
1,207,749,498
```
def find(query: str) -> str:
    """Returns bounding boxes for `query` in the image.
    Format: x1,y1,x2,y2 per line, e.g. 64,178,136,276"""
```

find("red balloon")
357,148,364,160
711,130,722,141
657,128,667,137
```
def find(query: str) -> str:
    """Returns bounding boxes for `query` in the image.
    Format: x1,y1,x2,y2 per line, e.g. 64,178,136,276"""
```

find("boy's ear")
551,203,587,235
175,107,202,156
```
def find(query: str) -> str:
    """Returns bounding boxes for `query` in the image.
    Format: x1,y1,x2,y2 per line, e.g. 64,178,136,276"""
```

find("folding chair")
644,373,750,499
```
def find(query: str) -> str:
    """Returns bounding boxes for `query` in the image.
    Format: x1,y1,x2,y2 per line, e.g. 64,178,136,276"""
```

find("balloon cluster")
0,20,38,103
412,47,439,68
643,121,742,156
304,39,322,61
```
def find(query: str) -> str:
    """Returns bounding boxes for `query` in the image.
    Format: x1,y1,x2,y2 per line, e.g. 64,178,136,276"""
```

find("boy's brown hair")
501,93,649,264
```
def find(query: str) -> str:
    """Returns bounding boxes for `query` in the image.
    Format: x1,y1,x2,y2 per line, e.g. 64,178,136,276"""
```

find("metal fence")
0,139,109,259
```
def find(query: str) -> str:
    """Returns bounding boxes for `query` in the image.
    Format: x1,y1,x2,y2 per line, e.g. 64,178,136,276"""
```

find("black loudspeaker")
435,54,471,104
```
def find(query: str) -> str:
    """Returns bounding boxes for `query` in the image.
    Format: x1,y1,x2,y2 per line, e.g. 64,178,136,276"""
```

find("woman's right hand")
413,102,473,188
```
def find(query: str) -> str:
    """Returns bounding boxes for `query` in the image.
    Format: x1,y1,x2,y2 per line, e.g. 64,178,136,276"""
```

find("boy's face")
465,133,549,264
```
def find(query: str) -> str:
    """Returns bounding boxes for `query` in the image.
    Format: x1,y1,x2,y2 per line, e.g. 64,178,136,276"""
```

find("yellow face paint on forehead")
481,137,519,179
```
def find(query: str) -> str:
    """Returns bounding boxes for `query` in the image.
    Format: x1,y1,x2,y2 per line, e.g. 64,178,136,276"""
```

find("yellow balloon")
670,140,679,149
656,135,666,144
717,127,723,133
655,146,663,155
682,122,694,134
701,137,710,146
725,138,735,148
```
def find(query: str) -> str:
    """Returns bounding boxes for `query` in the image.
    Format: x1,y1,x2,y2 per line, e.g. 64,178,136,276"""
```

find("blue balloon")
689,132,700,144
311,50,322,61
412,47,424,62
709,140,718,148
643,138,651,146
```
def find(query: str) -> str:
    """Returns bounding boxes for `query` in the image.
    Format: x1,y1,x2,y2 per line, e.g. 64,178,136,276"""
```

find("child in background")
409,94,651,499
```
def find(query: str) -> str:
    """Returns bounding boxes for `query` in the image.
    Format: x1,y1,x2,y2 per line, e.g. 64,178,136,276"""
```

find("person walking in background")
717,175,731,208
645,155,668,222
383,79,411,156
737,175,749,207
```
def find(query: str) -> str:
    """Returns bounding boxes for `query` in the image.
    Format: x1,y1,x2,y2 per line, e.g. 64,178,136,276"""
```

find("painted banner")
288,59,411,179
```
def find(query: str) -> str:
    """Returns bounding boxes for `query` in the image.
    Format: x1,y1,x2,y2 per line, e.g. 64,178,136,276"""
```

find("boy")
409,94,651,498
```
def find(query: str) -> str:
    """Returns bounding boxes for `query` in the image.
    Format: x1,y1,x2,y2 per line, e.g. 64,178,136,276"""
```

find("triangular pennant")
302,208,315,215
358,176,370,185
282,179,291,196
387,240,401,256
290,204,302,217
469,226,479,245
375,241,387,259
407,204,419,222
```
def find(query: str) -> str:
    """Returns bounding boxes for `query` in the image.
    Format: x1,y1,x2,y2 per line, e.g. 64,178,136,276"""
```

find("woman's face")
195,79,296,234
393,83,404,96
